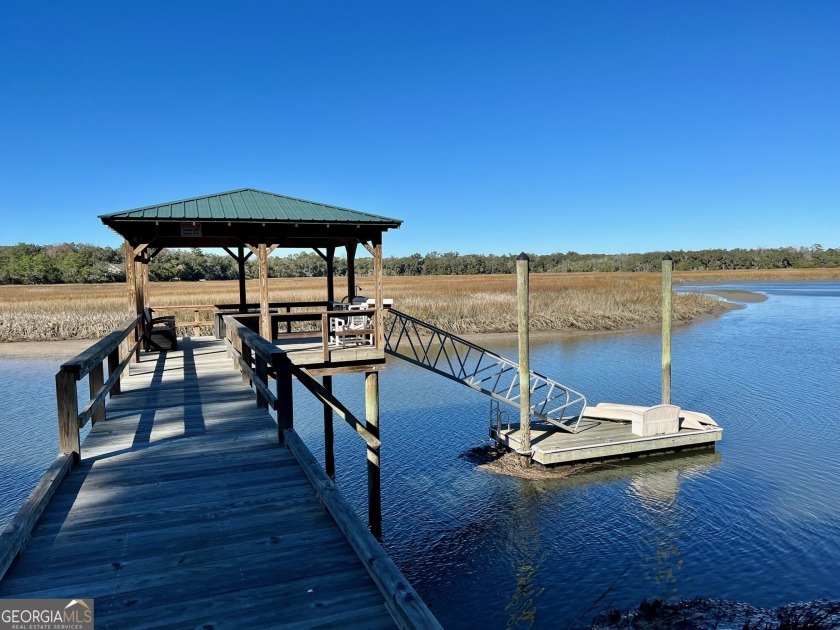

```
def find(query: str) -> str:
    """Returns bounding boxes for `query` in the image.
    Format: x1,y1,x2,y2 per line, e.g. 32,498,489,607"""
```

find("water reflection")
504,482,545,629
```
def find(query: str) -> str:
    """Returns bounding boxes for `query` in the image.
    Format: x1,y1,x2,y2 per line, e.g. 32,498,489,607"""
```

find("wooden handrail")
222,316,438,628
57,315,143,460
225,308,381,352
215,300,331,311
223,312,384,528
3,315,144,582
223,314,294,441
225,317,285,364
61,315,141,378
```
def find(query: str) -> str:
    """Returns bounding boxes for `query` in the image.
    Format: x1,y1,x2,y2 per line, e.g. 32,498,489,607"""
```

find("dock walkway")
0,338,401,628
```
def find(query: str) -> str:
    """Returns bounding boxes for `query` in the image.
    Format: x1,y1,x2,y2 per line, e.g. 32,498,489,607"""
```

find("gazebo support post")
257,244,270,340
237,245,247,312
346,241,357,301
314,246,338,478
139,252,149,315
361,237,384,349
373,236,383,349
123,240,139,363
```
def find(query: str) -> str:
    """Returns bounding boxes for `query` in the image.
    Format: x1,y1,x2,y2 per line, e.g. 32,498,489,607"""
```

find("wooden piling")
365,371,382,538
662,254,673,405
516,253,531,463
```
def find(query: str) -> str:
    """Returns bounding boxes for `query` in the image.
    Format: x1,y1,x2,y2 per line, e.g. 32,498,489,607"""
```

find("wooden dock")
0,337,438,628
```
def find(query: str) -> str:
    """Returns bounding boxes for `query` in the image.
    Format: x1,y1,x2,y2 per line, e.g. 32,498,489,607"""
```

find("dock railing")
223,314,438,629
149,300,382,355
150,304,217,337
221,307,380,355
153,301,335,338
0,313,143,582
56,313,144,461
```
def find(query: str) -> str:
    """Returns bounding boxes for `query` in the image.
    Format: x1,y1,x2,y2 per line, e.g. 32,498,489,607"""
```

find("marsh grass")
0,268,792,342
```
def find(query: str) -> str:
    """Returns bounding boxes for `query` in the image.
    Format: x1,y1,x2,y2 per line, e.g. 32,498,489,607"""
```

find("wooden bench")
143,307,177,352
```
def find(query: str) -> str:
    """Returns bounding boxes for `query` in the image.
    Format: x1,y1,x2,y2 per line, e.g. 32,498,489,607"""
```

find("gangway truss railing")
384,309,588,433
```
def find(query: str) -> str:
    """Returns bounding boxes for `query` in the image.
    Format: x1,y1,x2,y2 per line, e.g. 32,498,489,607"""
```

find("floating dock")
384,308,722,467
491,404,722,466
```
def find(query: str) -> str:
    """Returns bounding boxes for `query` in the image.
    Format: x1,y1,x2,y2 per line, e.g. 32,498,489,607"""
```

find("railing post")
231,329,240,371
365,371,382,538
131,322,140,363
89,363,106,425
56,369,80,463
255,355,268,409
108,346,122,396
241,345,252,386
193,309,201,337
286,305,292,334
323,375,335,479
322,313,329,363
275,354,294,445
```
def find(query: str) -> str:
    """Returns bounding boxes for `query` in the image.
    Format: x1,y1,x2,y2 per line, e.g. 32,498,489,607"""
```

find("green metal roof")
99,188,402,226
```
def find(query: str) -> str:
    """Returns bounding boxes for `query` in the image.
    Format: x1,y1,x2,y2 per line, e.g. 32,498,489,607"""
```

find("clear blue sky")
1,1,837,257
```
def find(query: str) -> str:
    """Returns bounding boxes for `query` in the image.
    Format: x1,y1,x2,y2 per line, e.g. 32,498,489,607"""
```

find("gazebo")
100,187,402,361
100,188,403,528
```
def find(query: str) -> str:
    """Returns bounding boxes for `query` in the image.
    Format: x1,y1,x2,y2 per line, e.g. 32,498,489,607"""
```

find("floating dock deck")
0,338,437,628
492,415,722,466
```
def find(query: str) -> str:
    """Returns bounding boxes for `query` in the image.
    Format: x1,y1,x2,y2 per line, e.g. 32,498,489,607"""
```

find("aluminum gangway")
384,309,588,433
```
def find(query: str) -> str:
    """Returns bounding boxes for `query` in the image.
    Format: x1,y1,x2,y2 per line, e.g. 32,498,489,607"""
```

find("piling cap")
662,253,672,261
517,252,529,261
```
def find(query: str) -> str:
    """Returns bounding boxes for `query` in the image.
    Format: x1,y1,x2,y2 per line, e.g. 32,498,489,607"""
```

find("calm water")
1,283,839,627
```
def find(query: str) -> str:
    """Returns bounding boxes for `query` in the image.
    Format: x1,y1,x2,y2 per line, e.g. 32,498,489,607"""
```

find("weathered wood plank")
0,454,73,581
3,528,353,596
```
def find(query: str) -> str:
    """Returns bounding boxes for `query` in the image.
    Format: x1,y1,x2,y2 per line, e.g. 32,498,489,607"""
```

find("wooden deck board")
0,338,396,628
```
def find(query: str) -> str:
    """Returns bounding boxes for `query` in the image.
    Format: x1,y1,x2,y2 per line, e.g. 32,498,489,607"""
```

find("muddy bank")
457,294,747,346
698,288,769,303
461,444,598,480
0,339,94,360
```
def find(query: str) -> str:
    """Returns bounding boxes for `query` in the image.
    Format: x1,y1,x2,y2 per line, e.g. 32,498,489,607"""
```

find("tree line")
0,242,838,285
